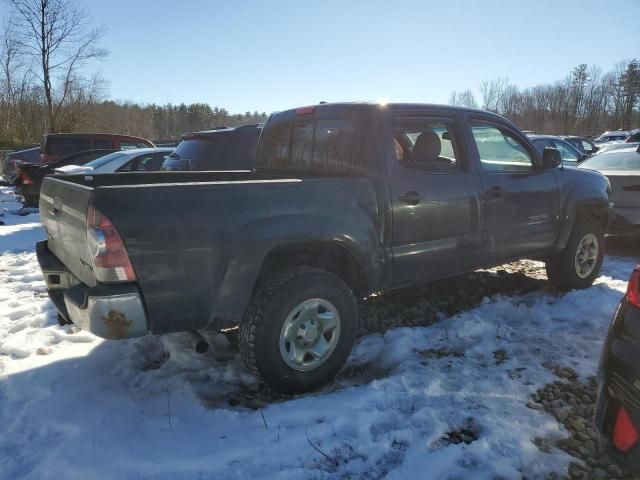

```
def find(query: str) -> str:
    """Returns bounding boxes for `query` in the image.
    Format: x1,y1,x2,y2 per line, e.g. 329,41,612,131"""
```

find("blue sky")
31,0,640,113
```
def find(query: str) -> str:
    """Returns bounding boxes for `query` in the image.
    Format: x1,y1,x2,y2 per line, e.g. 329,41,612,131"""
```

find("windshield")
83,152,128,169
580,150,640,170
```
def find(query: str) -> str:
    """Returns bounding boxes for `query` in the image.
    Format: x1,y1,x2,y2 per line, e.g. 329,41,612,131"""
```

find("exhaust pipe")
187,331,209,353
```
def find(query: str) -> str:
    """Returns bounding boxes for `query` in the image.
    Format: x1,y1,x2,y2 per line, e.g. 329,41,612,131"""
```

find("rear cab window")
258,116,358,173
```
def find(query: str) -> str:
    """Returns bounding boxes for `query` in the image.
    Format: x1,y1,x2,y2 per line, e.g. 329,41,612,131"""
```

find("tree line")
0,0,267,148
450,60,640,135
2,1,638,150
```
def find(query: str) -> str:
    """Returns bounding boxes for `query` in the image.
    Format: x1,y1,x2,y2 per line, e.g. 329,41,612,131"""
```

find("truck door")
387,113,484,286
467,118,560,263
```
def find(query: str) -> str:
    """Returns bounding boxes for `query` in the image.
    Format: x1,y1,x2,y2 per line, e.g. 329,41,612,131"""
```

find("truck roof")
271,102,520,131
270,102,511,125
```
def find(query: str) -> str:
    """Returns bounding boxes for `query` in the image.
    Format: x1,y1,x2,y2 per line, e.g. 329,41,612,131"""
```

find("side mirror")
542,147,562,169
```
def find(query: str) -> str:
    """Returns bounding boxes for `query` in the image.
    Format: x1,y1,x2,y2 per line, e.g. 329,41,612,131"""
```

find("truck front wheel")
545,217,605,290
239,267,358,394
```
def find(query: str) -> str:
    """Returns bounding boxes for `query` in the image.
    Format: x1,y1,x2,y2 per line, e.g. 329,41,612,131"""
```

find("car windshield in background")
580,150,640,170
84,151,127,169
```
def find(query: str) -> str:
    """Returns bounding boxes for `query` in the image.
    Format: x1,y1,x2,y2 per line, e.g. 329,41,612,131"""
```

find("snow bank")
0,187,636,479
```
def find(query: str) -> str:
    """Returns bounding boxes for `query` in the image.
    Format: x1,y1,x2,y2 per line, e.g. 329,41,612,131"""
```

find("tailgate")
39,177,97,287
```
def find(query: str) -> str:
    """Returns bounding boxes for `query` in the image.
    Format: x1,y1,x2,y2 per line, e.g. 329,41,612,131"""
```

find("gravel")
357,259,549,335
530,369,636,480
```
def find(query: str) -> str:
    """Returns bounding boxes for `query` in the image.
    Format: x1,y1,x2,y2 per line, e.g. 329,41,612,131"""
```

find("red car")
39,133,154,164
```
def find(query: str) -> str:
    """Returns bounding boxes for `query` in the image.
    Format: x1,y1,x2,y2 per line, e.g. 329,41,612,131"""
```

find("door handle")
486,186,505,199
398,191,422,205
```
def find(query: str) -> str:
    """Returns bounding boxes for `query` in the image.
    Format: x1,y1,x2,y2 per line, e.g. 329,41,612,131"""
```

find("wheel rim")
279,298,341,372
574,233,599,279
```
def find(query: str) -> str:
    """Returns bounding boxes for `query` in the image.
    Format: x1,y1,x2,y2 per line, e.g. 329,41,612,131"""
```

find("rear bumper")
63,288,148,339
36,240,148,339
595,301,640,474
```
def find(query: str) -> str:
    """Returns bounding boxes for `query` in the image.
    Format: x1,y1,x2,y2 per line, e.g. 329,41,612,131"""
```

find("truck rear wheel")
239,267,357,394
545,217,605,291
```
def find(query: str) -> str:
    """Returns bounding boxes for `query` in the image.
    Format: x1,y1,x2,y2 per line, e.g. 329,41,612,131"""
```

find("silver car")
579,146,640,236
54,147,174,175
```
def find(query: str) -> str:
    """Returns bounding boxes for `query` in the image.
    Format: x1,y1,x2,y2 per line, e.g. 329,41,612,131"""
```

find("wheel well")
256,242,368,297
576,204,609,232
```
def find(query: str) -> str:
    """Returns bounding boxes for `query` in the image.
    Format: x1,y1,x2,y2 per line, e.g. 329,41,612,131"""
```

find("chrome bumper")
64,291,148,340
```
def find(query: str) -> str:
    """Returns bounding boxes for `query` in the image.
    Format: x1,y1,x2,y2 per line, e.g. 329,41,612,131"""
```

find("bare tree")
8,0,107,132
449,89,478,108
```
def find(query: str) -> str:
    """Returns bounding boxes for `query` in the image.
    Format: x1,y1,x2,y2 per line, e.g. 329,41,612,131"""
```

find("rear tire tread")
239,266,356,394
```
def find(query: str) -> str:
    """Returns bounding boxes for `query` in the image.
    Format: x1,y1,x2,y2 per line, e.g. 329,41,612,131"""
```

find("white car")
54,147,174,175
594,130,629,145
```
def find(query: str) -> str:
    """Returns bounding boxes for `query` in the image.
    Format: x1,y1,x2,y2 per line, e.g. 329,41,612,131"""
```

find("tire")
239,267,358,394
546,217,605,291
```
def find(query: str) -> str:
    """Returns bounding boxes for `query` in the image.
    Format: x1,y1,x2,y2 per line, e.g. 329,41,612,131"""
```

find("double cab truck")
37,103,612,393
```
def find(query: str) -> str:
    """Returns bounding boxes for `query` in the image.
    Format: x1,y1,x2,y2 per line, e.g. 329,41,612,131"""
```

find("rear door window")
393,118,461,172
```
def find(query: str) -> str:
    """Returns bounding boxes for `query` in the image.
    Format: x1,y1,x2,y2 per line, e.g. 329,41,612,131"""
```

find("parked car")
559,136,599,156
579,146,640,236
54,147,174,175
40,133,154,164
598,141,639,154
529,135,588,164
625,128,640,143
1,146,40,183
36,102,611,394
595,264,640,475
594,131,629,145
598,129,640,154
161,124,261,171
15,149,117,207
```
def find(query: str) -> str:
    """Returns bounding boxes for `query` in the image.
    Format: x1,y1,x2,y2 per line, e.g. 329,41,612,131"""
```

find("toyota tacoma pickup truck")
37,103,612,394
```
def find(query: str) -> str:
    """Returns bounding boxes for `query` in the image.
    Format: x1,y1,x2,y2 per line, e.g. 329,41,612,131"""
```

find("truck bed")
39,171,381,334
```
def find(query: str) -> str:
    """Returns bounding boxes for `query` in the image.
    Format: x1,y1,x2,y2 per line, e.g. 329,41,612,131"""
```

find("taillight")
612,406,638,453
20,172,33,185
295,106,315,115
627,266,640,308
86,206,136,282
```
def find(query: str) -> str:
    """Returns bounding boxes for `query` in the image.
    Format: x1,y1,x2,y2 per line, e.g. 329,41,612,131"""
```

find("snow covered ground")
0,185,637,480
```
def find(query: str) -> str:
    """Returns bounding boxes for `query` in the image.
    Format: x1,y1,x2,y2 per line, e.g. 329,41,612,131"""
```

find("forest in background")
449,60,640,136
0,0,267,148
1,0,638,149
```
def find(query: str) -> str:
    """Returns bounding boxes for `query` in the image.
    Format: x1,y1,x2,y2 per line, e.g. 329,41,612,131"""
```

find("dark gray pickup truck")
37,103,612,393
